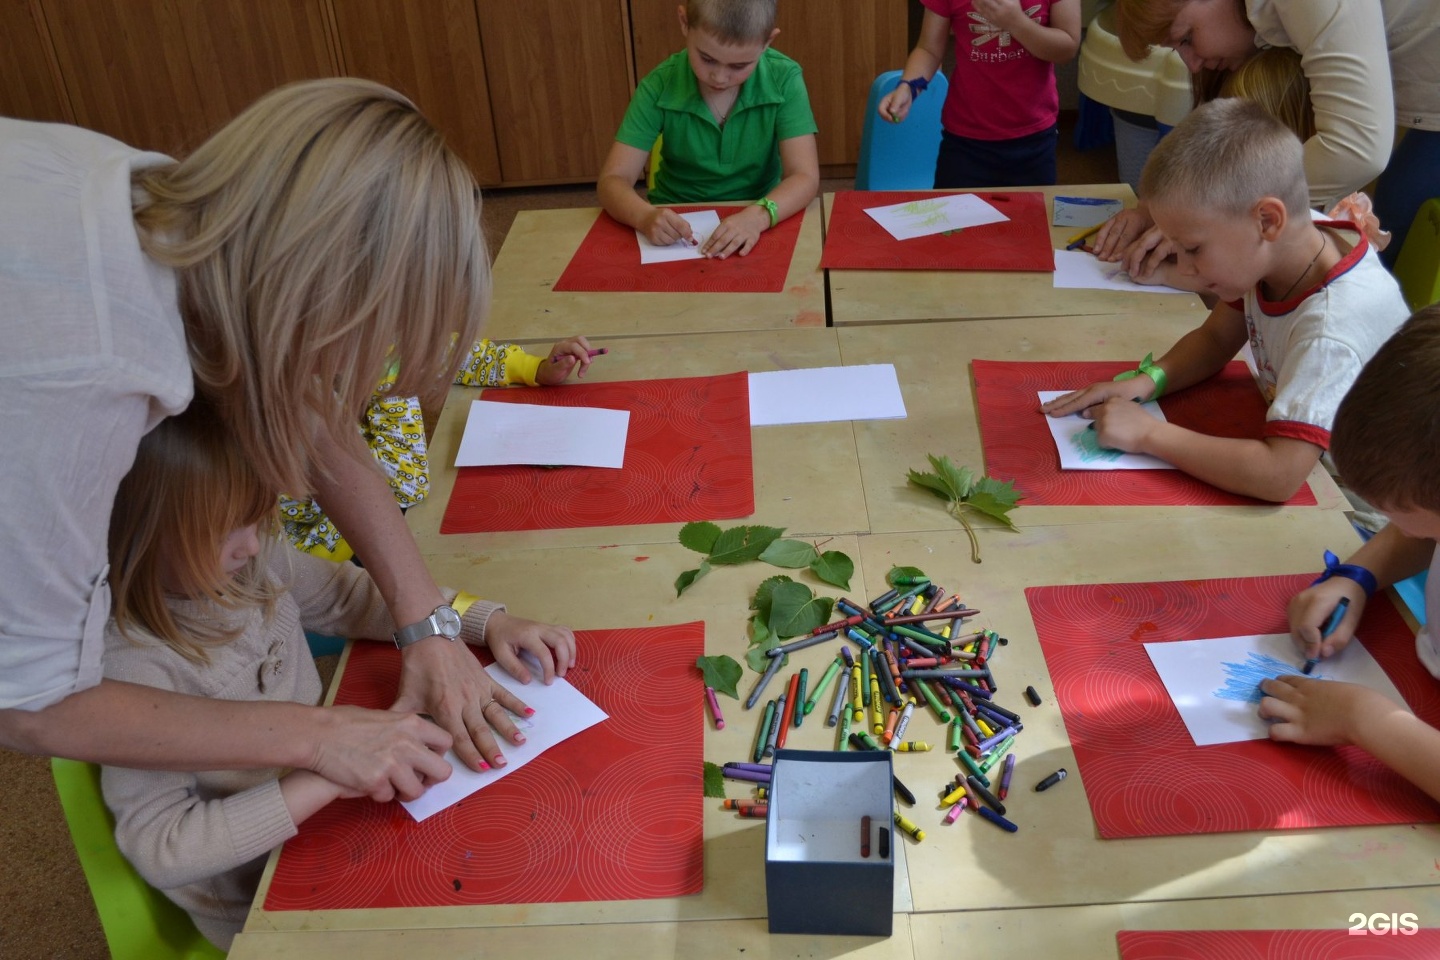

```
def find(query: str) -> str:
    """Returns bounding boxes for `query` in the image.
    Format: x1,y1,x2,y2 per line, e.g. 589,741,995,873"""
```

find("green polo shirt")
616,48,817,204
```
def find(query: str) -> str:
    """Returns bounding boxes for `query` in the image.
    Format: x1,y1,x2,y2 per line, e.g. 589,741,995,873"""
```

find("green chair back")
1393,197,1440,310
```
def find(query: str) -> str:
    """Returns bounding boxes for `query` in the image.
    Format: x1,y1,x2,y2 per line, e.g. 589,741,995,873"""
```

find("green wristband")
1113,352,1167,399
755,196,779,229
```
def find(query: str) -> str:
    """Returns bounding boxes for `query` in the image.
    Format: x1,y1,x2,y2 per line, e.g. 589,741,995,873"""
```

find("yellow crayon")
894,811,926,842
896,741,932,752
870,675,884,734
850,664,864,721
941,783,967,806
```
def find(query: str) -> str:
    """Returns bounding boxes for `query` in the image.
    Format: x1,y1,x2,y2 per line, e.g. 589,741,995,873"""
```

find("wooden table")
837,315,1350,534
483,199,826,342
825,185,1209,325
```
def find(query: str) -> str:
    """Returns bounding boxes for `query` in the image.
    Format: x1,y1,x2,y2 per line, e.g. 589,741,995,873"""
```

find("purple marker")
723,768,772,784
998,753,1016,800
724,762,774,774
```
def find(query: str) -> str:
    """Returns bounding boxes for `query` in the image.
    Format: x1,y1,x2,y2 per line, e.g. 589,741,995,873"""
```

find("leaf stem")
947,502,982,563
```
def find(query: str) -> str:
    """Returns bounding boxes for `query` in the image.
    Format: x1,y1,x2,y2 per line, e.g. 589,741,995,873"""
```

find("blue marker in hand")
1302,597,1351,675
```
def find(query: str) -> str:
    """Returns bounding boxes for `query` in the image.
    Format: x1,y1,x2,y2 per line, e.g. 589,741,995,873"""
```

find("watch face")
435,604,463,638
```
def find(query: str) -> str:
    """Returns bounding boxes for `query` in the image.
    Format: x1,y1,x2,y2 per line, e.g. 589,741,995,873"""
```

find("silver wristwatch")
392,603,463,649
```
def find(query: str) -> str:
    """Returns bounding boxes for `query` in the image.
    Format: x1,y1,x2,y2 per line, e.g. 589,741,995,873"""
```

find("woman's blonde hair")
1217,47,1314,141
109,394,281,665
133,78,489,497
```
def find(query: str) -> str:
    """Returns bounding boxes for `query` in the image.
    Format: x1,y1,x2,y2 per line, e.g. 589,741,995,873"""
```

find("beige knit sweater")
100,548,501,949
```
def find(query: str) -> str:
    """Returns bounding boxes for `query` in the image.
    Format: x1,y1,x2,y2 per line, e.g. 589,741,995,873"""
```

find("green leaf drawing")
703,761,725,798
907,454,1024,563
674,560,711,597
810,550,853,589
696,654,743,699
709,525,786,565
759,539,817,569
767,582,834,638
679,521,723,555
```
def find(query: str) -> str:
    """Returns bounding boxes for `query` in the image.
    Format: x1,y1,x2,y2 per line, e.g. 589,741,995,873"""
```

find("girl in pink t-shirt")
879,0,1081,188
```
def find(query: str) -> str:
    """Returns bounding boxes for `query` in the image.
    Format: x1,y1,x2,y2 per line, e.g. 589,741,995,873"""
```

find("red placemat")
440,373,754,533
1026,575,1440,839
552,206,804,293
819,190,1054,271
973,359,1319,507
1118,929,1440,958
264,622,706,910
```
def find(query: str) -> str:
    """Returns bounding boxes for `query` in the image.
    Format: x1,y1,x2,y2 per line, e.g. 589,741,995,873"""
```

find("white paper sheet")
1051,248,1192,295
636,209,721,263
1037,390,1175,470
1051,195,1125,228
401,659,609,822
455,399,629,468
1144,632,1407,746
863,193,1008,242
748,363,907,426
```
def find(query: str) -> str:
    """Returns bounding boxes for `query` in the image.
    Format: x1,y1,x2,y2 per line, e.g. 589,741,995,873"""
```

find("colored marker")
705,686,725,729
753,699,775,763
827,667,852,727
896,740,931,752
861,815,871,858
775,675,800,749
998,753,1017,800
736,805,769,818
763,694,785,758
943,802,966,824
1024,685,1042,707
976,806,1019,833
967,775,1005,814
745,651,784,709
806,656,844,715
1064,221,1103,250
893,811,925,842
1035,768,1068,792
878,826,891,858
794,668,808,728
1303,597,1350,674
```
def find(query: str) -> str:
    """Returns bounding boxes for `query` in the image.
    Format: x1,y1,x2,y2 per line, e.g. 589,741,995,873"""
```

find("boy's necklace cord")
1275,232,1328,302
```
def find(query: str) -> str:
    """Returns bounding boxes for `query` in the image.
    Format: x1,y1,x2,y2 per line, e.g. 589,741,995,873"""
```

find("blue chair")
856,70,949,190
51,758,227,959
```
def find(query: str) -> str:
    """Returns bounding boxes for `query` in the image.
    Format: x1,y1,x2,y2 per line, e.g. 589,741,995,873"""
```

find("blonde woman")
0,79,568,799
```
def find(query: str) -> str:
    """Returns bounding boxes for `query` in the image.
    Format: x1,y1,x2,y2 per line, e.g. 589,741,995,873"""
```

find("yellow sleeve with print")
454,340,544,387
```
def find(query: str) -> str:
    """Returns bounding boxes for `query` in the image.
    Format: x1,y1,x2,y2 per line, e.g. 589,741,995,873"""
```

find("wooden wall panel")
330,0,502,186
0,0,72,124
475,0,633,183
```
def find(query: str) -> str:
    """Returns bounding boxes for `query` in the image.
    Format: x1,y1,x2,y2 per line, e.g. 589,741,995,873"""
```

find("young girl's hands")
1288,578,1367,662
640,206,696,247
877,83,914,123
1258,675,1383,746
702,205,768,259
972,0,1027,34
536,335,597,385
483,610,578,685
1041,376,1155,419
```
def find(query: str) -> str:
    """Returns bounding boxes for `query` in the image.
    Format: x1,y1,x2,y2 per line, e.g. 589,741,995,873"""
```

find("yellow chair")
50,758,227,960
1393,197,1440,310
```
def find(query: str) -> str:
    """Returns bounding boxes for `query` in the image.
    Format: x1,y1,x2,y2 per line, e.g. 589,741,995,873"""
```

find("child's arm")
877,10,949,123
598,141,695,246
455,337,599,388
701,132,819,260
973,0,1081,63
279,769,364,823
1259,676,1440,803
1289,526,1435,660
476,610,578,685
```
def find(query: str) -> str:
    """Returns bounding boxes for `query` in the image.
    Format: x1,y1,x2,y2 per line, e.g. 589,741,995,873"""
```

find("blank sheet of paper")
1037,390,1175,470
1051,195,1124,228
401,659,609,822
636,209,721,263
862,193,1008,242
455,399,629,468
1051,248,1191,295
748,363,907,426
1144,632,1406,746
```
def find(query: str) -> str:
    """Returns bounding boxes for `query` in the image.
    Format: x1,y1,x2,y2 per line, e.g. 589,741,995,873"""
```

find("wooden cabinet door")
330,0,502,186
40,0,333,155
628,0,909,168
0,0,72,124
475,0,633,184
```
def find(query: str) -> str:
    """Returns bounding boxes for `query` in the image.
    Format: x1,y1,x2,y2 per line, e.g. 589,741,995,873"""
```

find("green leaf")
759,538,817,569
907,468,955,501
747,644,782,673
708,525,786,565
929,453,977,500
703,761,725,798
964,490,1020,530
768,582,834,638
810,550,853,589
887,565,928,586
750,575,794,619
748,615,773,649
674,560,711,596
679,521,722,555
696,654,743,699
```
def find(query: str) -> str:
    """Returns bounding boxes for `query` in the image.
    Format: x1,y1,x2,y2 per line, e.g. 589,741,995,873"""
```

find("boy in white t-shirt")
1042,99,1409,522
1261,305,1440,803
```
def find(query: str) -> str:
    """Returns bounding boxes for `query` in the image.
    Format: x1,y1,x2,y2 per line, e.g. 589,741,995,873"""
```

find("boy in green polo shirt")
597,0,819,260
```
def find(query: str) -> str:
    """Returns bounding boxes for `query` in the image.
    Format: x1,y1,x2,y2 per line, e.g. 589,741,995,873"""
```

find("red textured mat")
1118,929,1440,958
552,206,804,293
973,359,1319,507
1026,575,1440,839
264,622,706,910
819,190,1054,272
441,373,754,533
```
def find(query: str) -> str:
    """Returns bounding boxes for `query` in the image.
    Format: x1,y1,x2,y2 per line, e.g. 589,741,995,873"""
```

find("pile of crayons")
718,571,1050,835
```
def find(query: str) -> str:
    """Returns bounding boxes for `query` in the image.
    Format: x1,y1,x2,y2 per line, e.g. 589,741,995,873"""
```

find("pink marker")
705,686,725,729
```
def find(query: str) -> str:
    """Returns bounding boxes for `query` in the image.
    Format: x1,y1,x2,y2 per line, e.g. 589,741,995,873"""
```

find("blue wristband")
1309,550,1378,599
900,76,928,99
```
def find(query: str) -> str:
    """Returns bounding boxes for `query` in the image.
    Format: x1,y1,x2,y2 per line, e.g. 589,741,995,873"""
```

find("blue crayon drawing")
1069,424,1124,463
1214,652,1309,703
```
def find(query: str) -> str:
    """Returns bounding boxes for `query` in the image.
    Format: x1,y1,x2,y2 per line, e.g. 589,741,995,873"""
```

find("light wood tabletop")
483,199,826,342
825,185,1209,325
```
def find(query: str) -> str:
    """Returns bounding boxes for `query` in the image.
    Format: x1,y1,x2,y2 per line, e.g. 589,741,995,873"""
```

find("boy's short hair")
684,0,777,44
1332,305,1440,513
1139,98,1309,217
